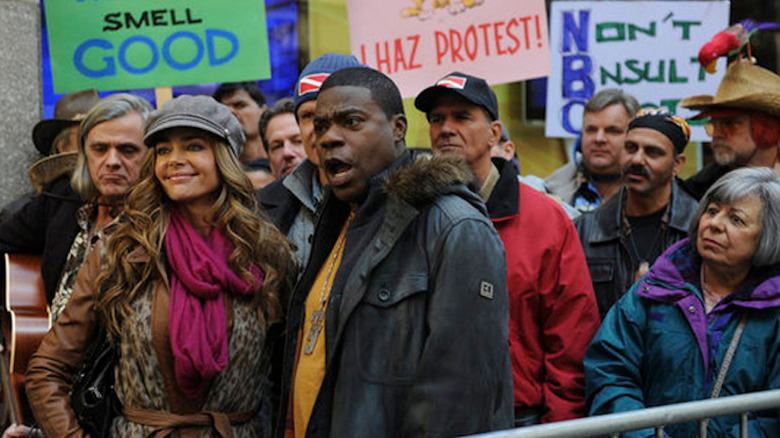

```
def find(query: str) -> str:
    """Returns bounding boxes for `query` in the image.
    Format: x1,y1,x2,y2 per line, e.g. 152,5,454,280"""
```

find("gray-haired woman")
585,167,780,437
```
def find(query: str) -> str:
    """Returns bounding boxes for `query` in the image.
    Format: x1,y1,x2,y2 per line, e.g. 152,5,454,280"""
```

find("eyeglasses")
704,116,750,137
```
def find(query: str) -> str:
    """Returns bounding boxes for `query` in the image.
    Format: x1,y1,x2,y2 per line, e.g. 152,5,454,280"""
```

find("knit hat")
294,53,365,113
414,72,499,121
144,95,245,157
628,108,691,154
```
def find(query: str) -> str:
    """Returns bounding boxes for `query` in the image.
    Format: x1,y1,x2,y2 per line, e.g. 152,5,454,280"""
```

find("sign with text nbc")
346,0,550,98
546,1,729,141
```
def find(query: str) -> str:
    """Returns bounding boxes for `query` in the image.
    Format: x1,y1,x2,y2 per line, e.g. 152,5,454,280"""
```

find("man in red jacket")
415,72,600,425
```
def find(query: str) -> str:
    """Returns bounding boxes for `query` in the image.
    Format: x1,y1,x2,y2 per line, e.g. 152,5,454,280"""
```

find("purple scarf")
163,208,263,398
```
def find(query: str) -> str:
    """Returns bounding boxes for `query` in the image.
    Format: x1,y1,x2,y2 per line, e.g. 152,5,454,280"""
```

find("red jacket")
486,159,600,423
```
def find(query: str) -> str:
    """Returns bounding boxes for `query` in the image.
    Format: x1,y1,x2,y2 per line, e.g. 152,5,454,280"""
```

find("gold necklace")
302,212,354,355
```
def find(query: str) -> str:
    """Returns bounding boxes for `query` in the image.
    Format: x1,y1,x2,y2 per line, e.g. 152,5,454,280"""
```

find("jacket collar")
259,159,321,211
282,159,322,213
350,151,411,227
588,180,692,244
638,238,780,309
485,157,519,220
327,151,485,349
667,180,697,231
382,150,485,215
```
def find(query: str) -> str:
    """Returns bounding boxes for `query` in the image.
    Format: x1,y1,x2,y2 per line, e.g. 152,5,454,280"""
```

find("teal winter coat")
585,239,780,437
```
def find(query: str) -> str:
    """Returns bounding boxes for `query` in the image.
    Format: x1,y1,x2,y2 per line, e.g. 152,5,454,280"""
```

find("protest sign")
44,0,271,93
546,1,729,141
346,0,550,98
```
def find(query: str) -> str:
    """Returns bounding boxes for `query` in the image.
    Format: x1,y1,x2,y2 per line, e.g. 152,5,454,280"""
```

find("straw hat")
27,151,78,193
32,89,100,155
679,63,780,117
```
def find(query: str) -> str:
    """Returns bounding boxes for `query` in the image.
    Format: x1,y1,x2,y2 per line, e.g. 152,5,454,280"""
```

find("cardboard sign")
546,1,729,141
44,0,271,93
346,0,550,98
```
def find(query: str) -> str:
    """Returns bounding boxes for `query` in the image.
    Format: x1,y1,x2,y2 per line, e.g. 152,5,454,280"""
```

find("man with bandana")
575,109,699,319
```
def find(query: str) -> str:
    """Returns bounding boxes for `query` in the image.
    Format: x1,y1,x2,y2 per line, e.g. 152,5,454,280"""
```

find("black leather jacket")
276,152,514,437
681,162,731,200
574,181,698,319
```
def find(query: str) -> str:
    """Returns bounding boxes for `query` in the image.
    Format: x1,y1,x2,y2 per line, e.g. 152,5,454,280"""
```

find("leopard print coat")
110,250,272,437
25,243,275,438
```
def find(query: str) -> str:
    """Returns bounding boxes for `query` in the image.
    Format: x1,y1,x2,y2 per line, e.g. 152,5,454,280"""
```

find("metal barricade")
467,389,780,438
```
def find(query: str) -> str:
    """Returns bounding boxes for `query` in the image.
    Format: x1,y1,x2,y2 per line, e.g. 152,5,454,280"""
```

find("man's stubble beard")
711,138,756,168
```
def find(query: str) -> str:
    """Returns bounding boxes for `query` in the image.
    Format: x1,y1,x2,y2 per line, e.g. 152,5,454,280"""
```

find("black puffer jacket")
574,181,698,319
276,151,514,437
0,175,81,304
681,162,732,200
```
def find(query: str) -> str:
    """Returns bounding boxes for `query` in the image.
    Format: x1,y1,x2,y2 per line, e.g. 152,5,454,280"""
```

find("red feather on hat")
698,19,780,74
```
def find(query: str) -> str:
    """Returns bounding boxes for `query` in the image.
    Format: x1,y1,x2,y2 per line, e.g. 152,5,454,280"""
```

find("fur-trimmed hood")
384,151,484,214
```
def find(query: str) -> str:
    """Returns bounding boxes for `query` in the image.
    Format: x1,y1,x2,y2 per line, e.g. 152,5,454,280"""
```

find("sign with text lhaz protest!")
346,0,550,98
43,0,271,93
546,1,729,142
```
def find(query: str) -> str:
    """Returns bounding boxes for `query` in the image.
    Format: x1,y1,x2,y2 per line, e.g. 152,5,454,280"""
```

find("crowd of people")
0,47,780,437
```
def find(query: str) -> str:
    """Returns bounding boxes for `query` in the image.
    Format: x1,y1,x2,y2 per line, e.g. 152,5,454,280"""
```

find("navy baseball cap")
414,72,499,120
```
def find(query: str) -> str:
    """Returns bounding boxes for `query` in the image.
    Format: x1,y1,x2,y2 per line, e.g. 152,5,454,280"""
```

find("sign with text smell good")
546,1,729,142
44,0,271,93
346,0,550,98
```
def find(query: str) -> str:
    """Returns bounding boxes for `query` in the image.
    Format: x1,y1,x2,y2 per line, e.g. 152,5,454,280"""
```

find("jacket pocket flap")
588,260,614,283
364,273,428,307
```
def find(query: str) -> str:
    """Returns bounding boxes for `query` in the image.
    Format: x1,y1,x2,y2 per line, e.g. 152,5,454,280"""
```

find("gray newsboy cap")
144,95,245,156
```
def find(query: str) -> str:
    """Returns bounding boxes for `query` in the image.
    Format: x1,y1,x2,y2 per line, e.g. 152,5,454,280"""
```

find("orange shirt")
288,215,351,438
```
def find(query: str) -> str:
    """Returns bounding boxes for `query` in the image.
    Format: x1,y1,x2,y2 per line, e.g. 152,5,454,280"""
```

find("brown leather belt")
123,405,256,438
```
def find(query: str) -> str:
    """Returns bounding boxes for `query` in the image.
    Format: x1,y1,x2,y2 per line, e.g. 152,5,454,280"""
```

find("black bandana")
628,109,691,154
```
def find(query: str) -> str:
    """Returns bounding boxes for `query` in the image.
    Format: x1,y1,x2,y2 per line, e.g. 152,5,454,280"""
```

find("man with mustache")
680,63,780,200
278,66,513,438
575,109,698,318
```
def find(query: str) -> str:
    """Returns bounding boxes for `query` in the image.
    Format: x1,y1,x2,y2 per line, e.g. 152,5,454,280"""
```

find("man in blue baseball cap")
259,53,364,276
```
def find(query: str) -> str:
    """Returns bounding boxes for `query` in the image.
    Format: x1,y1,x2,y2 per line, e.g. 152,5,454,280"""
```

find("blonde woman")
26,95,293,437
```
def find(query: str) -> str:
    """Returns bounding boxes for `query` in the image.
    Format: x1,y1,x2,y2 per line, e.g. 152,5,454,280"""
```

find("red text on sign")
359,35,422,74
435,15,543,65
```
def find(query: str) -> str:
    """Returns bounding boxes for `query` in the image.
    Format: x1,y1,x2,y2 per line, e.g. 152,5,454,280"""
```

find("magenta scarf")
163,208,263,398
